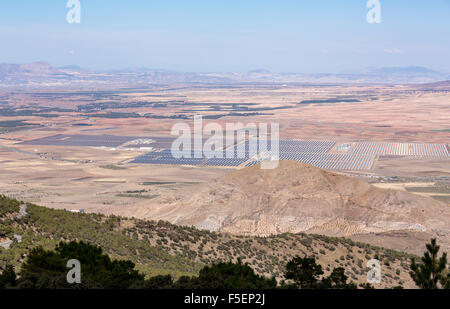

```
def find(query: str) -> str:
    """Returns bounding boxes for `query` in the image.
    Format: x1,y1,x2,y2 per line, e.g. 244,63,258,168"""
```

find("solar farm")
1,82,449,221
20,134,142,148
21,134,449,171
123,138,450,170
350,142,450,157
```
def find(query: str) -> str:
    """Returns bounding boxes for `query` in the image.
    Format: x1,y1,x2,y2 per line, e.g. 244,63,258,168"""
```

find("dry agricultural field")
0,83,449,214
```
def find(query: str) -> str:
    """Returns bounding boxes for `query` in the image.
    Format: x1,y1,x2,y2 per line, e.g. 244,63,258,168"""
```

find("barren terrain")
0,82,448,258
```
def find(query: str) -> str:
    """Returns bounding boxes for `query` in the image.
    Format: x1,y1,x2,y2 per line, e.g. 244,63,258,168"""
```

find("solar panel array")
204,158,249,167
21,134,447,170
278,153,375,170
351,142,450,157
130,139,373,169
21,134,140,147
131,148,250,167
279,140,335,154
133,158,205,165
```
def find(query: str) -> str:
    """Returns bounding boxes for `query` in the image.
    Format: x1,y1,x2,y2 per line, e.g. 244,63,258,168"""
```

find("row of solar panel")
130,157,248,167
21,135,340,156
20,134,142,147
131,153,374,170
351,142,450,157
276,153,375,170
135,149,258,159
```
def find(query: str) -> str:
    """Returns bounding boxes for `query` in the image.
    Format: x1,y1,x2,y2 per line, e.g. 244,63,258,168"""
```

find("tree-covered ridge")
0,195,423,287
3,239,447,289
122,219,415,287
0,241,357,289
1,201,202,278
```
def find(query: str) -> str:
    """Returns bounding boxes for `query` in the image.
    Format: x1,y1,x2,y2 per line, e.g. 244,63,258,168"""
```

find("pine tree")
284,256,323,289
0,264,17,289
320,267,357,289
410,238,448,289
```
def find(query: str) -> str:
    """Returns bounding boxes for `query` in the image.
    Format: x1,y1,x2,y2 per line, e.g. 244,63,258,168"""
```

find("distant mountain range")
0,62,449,88
0,62,70,76
364,66,443,76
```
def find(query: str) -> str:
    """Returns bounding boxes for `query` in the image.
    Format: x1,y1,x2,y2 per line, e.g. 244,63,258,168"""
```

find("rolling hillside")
124,161,450,255
1,195,418,288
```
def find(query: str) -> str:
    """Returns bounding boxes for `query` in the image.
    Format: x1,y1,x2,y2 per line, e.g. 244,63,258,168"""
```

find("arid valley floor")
1,81,449,257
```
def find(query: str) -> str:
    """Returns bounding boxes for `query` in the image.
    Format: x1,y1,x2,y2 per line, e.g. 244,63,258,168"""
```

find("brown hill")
0,62,72,82
134,161,450,254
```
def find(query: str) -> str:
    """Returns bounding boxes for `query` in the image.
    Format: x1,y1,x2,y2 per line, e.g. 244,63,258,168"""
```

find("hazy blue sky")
1,0,449,72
